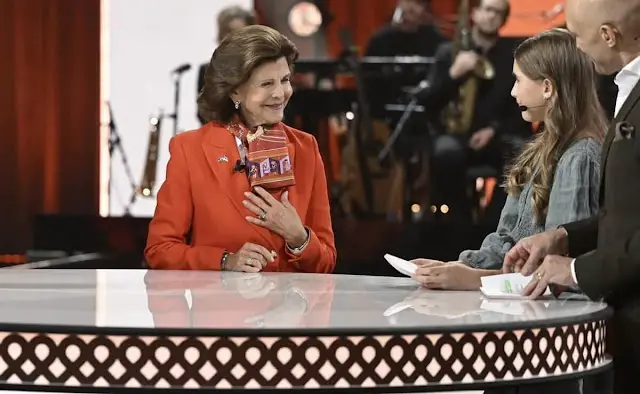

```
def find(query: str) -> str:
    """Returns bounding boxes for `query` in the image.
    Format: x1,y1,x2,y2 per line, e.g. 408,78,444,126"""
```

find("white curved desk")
0,270,611,392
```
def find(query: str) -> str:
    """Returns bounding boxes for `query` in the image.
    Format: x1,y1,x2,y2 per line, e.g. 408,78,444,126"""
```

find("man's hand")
522,255,576,299
469,127,495,151
449,51,480,79
503,228,569,275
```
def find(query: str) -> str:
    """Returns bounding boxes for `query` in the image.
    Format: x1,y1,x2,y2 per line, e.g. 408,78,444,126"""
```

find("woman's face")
510,60,550,123
231,57,292,127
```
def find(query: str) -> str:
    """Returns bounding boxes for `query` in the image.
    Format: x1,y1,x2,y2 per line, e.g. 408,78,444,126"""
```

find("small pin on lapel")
218,155,229,163
615,121,635,140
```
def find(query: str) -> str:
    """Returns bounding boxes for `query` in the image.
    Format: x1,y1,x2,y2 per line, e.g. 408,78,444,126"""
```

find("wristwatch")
286,227,310,255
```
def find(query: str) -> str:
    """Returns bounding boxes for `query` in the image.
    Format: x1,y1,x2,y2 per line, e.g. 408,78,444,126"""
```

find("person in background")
197,5,256,125
146,25,336,273
418,0,531,223
364,0,446,118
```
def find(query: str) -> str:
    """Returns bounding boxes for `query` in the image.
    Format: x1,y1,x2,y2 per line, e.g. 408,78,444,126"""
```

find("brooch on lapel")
615,121,635,140
217,155,229,163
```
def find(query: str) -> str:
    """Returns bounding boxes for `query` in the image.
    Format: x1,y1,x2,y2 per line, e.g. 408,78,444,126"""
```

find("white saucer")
384,254,417,277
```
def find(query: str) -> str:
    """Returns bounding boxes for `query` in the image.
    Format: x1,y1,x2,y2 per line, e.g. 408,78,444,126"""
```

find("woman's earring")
234,101,240,110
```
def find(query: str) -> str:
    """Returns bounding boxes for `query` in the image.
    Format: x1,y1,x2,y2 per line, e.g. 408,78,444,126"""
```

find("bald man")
501,0,640,392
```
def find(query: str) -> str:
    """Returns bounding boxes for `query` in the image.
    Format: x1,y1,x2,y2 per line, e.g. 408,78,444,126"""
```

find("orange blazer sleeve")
144,137,225,270
285,136,336,273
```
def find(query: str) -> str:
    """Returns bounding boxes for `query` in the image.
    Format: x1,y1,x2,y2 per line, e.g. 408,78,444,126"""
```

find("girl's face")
511,60,552,123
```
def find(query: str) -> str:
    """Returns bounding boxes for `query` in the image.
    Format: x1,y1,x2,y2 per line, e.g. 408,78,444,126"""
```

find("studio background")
106,0,253,217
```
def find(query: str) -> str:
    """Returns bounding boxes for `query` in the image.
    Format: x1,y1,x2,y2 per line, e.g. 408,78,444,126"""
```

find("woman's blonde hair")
504,28,607,221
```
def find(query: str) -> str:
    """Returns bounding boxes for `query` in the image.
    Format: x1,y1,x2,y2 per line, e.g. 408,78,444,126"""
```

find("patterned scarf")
227,117,295,189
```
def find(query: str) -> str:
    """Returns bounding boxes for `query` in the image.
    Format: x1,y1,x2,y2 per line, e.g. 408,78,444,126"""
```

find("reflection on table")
144,270,335,329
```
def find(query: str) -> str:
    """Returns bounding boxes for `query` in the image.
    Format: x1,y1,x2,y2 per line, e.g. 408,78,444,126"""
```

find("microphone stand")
378,80,429,162
169,64,192,136
107,102,138,216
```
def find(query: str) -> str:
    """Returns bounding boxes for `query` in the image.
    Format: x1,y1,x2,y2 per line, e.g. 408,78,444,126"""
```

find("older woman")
146,25,336,273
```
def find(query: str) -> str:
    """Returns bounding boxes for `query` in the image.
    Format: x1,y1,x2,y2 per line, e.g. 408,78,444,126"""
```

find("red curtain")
324,0,458,57
0,0,101,253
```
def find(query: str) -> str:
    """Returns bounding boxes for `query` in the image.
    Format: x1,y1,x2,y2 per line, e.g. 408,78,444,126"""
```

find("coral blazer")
145,122,336,273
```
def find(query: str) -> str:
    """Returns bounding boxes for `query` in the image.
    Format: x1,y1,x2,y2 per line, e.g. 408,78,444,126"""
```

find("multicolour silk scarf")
227,118,295,189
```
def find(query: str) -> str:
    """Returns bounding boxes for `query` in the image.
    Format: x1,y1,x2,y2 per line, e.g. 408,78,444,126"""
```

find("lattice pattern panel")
0,321,608,390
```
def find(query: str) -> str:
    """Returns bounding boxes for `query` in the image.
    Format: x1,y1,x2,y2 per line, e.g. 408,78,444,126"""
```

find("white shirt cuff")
570,258,578,285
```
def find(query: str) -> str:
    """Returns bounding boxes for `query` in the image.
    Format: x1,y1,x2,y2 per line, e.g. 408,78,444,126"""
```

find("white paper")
384,254,417,277
480,273,552,299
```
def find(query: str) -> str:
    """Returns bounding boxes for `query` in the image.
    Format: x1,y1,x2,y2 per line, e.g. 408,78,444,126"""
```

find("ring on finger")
258,210,267,221
536,272,544,281
247,258,257,267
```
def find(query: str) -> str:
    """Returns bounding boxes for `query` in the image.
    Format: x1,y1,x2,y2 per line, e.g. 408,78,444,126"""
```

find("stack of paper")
480,273,552,299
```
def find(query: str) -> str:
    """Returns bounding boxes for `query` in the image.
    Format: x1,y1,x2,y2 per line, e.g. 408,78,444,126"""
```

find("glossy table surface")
0,269,608,332
0,270,611,392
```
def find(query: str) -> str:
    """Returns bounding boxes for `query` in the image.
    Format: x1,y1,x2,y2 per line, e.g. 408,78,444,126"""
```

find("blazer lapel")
201,124,276,250
600,78,640,200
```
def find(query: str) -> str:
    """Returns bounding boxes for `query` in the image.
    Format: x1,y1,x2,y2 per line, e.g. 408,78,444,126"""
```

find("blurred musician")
418,0,530,222
364,0,446,118
197,5,257,125
365,0,444,58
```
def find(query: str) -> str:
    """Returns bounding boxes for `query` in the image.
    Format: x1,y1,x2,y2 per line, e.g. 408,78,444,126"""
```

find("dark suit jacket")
563,77,640,393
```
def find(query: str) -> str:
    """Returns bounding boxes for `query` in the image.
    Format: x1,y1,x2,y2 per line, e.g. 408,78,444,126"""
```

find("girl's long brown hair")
504,28,607,222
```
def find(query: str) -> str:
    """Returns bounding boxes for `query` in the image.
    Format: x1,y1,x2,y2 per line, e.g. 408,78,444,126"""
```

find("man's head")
565,0,640,74
396,0,430,28
216,6,256,43
472,0,510,37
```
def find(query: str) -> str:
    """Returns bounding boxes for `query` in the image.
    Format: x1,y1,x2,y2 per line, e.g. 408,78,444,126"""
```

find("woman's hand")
244,187,308,247
411,260,483,291
225,242,275,273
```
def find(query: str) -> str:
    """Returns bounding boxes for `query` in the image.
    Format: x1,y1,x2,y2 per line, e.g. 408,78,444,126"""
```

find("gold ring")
536,272,543,280
247,258,256,266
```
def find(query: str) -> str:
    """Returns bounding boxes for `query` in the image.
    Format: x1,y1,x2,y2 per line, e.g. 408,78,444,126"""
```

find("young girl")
411,28,608,290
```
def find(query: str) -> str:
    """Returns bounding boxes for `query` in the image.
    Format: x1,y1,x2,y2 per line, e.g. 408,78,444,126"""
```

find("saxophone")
138,112,163,197
442,0,495,135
